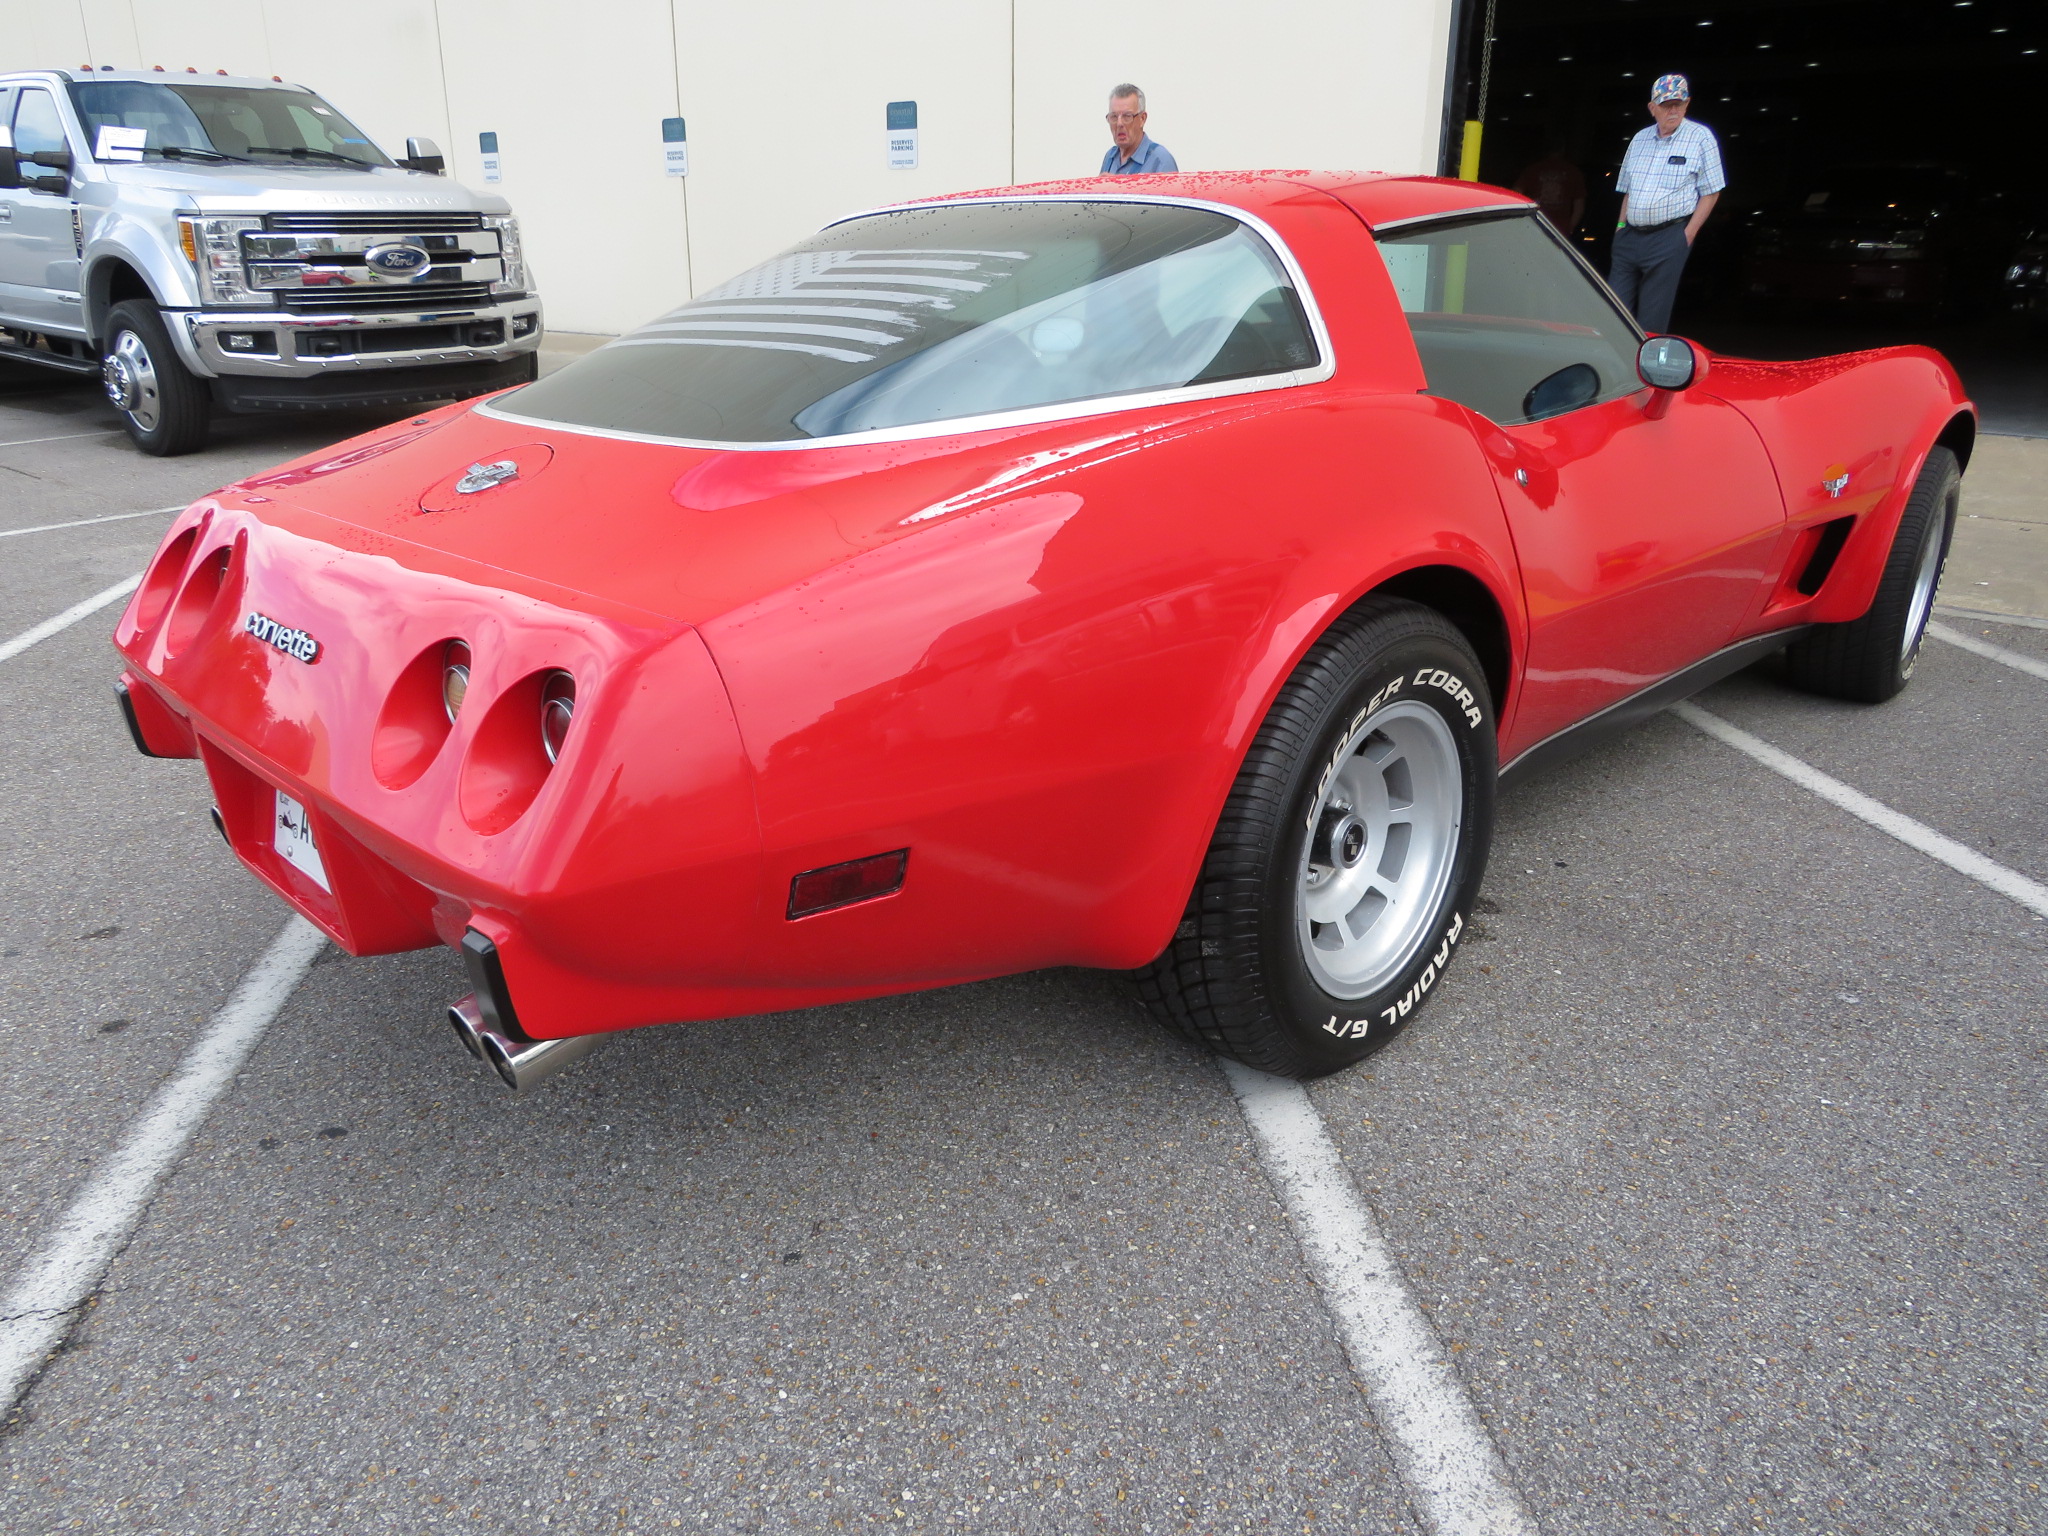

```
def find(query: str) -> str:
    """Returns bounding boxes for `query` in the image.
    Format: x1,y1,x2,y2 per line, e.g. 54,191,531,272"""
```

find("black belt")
1625,216,1687,235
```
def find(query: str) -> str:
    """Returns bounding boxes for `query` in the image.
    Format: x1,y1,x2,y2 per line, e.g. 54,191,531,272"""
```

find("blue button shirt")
1099,135,1178,174
1617,118,1725,226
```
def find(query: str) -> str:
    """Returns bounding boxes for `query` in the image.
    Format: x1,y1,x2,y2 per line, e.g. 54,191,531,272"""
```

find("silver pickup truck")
0,69,542,454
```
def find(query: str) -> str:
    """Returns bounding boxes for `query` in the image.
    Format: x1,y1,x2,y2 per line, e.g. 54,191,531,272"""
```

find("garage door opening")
1444,0,2041,435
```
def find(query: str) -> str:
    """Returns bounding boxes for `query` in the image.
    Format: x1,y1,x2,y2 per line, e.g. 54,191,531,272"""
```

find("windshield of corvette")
502,201,1319,443
68,81,392,167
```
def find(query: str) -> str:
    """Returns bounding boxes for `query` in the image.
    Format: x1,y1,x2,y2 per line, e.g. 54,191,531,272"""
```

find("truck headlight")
486,215,526,295
179,216,265,305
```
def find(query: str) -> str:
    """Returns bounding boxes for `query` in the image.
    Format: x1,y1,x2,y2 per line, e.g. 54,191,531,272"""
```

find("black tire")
1782,445,1960,704
1135,599,1496,1078
101,299,210,456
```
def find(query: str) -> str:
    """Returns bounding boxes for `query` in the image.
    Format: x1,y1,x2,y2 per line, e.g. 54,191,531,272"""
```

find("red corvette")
113,172,1972,1089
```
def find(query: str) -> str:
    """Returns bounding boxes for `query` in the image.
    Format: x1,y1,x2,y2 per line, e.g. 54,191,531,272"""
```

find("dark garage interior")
1444,0,2043,435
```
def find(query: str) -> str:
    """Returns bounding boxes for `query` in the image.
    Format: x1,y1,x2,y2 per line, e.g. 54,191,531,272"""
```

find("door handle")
0,205,12,223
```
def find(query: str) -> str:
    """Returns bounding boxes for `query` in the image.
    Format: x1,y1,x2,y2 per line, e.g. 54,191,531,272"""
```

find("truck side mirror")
23,149,72,196
400,136,445,175
0,126,18,191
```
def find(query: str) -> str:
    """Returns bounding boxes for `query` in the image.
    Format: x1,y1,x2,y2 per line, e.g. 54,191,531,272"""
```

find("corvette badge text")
244,612,321,664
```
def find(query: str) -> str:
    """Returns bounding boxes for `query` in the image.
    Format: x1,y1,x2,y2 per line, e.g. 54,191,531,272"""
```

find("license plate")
273,789,330,892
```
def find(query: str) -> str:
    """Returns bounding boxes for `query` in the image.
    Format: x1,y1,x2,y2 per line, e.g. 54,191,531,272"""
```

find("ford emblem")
363,241,433,282
455,459,521,494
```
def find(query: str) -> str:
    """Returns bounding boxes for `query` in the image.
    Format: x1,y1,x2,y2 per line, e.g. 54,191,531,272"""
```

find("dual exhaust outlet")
448,993,606,1092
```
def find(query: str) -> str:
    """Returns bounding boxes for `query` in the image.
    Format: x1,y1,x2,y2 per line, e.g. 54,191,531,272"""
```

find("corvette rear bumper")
115,662,924,1044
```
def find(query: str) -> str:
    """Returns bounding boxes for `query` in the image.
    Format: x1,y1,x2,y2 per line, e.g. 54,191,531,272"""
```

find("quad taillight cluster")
130,521,583,836
378,637,578,832
436,640,575,767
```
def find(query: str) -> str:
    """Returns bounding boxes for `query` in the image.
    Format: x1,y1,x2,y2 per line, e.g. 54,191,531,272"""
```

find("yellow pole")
1457,119,1483,183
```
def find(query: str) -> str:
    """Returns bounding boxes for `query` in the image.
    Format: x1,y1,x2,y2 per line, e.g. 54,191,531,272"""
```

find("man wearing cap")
1609,74,1725,333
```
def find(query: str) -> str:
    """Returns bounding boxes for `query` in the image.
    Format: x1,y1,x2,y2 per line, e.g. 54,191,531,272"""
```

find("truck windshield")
500,200,1319,444
68,81,393,168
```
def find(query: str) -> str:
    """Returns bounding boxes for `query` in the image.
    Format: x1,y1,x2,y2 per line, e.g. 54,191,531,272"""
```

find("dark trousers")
1608,220,1691,334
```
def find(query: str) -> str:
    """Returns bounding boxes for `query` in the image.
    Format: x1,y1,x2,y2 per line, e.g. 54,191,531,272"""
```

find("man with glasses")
1609,73,1724,333
1099,84,1177,174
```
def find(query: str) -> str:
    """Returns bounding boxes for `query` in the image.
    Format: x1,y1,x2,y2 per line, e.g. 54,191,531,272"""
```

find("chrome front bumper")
176,296,544,379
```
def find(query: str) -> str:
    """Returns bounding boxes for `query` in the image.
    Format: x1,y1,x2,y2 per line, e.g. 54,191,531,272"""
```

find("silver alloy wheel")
102,329,161,431
1296,699,1462,999
1900,493,1950,663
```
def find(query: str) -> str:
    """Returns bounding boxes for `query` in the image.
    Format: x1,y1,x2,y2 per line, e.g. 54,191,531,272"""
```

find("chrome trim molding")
481,191,1339,454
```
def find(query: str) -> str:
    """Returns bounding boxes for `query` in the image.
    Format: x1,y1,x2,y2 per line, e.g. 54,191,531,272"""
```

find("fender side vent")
1794,516,1855,596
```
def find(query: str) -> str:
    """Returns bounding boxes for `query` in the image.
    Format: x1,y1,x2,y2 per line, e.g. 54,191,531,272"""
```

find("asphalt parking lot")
2,356,2044,1536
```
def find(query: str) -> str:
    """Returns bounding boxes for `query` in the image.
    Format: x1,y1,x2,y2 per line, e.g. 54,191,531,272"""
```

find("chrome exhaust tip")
477,1028,607,1093
448,993,487,1059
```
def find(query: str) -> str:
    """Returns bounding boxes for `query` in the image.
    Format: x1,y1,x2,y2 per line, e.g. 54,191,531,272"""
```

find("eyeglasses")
1105,112,1144,124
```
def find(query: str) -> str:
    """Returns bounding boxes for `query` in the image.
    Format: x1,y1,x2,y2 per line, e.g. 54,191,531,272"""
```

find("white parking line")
0,918,326,1414
0,505,183,540
0,575,141,665
1225,1061,1537,1536
1927,620,2048,683
1936,605,2048,634
1675,702,2048,919
0,429,119,450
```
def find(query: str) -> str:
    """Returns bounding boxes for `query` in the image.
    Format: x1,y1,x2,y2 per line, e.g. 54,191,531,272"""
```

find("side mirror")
400,135,445,175
1637,335,1705,392
0,126,18,191
25,151,72,196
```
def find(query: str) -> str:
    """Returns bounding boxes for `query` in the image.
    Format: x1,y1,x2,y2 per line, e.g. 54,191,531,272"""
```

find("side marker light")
788,850,909,920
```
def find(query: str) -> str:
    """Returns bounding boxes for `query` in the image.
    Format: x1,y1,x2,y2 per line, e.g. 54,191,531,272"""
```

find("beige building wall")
1,0,1456,336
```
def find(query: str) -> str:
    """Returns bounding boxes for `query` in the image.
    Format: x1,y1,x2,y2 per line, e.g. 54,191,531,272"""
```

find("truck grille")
265,211,485,234
280,281,501,312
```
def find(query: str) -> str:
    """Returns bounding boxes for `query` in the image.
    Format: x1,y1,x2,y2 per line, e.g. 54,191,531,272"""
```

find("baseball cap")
1650,74,1691,103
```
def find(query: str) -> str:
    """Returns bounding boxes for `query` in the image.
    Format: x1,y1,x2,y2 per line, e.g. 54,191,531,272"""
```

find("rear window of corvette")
499,200,1319,444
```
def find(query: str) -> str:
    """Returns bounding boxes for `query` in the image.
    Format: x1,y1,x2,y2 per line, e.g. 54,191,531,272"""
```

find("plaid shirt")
1617,118,1725,226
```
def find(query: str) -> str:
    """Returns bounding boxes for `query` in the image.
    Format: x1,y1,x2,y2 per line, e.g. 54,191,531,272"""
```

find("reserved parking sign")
886,101,917,169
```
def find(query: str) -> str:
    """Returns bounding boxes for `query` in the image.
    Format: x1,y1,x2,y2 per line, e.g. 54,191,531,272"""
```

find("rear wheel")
1783,445,1959,703
102,300,210,456
1135,599,1496,1078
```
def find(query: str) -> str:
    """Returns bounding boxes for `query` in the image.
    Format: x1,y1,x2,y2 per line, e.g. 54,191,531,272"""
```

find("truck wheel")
102,300,210,456
1134,599,1496,1079
1782,446,1960,704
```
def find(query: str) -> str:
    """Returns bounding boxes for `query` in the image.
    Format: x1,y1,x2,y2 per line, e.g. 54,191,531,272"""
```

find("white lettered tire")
1136,598,1497,1078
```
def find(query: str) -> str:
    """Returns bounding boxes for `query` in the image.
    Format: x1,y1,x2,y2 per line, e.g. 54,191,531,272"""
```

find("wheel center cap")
102,356,136,410
1317,806,1369,871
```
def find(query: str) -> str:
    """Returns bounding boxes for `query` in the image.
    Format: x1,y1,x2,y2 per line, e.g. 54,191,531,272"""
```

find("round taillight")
540,671,574,763
442,641,471,722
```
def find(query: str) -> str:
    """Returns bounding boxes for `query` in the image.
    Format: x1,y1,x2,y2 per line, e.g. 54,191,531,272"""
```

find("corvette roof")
898,169,1532,232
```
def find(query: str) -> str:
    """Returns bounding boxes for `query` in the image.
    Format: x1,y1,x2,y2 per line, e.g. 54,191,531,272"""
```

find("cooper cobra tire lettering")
1413,666,1483,728
1134,597,1497,1079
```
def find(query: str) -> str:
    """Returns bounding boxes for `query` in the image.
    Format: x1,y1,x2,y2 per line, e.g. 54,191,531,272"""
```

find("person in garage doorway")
1099,84,1177,174
1609,73,1725,333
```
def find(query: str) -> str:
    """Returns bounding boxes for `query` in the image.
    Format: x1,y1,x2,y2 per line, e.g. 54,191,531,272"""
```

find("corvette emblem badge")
1822,466,1850,498
244,612,320,663
455,459,521,494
